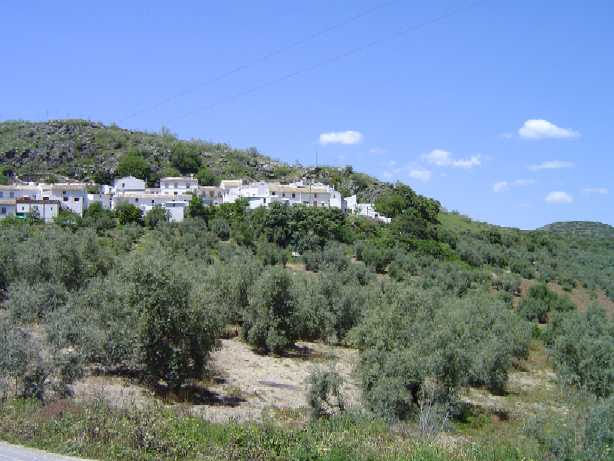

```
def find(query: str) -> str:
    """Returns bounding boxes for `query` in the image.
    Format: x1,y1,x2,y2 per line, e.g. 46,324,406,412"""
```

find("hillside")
2,119,614,460
0,119,389,201
541,221,614,239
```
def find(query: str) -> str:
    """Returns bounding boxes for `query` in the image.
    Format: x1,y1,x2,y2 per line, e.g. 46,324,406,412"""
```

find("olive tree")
241,266,297,354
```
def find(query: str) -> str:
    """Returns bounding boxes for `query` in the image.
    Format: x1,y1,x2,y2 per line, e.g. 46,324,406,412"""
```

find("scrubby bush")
207,255,260,325
306,365,346,418
0,318,82,401
46,274,137,367
117,150,151,179
115,203,143,225
547,306,614,397
356,241,393,274
7,281,68,323
303,243,350,272
209,217,230,240
352,286,530,420
519,283,576,323
144,205,169,229
82,202,116,232
241,267,297,354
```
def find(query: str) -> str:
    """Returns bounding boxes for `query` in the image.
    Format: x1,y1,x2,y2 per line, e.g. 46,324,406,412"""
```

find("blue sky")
2,1,612,229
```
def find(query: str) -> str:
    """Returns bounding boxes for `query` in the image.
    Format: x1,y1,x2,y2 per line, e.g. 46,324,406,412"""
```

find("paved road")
0,442,93,461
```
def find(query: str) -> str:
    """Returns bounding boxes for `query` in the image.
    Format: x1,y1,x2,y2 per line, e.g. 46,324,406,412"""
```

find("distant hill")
541,221,614,239
0,119,389,201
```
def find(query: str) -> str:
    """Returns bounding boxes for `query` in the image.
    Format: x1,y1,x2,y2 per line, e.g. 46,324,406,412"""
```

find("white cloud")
409,168,432,182
319,130,363,145
369,147,387,155
518,119,580,139
529,160,574,171
423,149,481,169
583,187,608,195
493,179,535,193
545,191,573,204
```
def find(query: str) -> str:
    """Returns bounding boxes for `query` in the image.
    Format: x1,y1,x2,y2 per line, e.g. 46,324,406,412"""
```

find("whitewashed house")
0,199,16,219
198,186,223,205
113,176,146,193
87,192,113,210
113,192,190,223
15,198,60,222
0,184,41,201
160,176,198,196
43,183,89,216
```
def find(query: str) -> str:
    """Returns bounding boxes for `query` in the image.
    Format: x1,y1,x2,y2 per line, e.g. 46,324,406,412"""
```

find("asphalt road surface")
0,442,92,461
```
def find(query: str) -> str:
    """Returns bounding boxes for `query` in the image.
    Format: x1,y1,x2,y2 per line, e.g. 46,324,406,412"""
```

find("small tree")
196,166,219,186
186,195,210,221
115,203,143,225
242,267,297,354
117,150,151,179
170,143,201,174
127,252,219,390
306,365,346,418
144,205,169,229
82,202,116,232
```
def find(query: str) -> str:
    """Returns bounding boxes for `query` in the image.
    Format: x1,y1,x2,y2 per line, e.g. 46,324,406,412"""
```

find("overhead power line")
168,0,487,123
120,0,400,123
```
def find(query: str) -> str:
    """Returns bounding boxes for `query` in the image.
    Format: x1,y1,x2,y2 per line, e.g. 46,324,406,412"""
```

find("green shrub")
7,281,68,323
114,203,143,225
144,205,169,229
241,267,297,354
547,306,614,397
117,150,151,179
306,365,346,418
126,250,221,389
519,283,576,323
353,287,530,420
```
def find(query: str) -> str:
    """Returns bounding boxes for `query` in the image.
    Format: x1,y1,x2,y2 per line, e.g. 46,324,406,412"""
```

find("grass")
0,398,545,461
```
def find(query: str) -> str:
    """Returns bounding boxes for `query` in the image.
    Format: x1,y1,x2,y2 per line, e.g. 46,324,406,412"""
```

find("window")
272,191,276,196
135,198,139,203
292,193,296,198
314,193,317,198
1,207,5,214
9,192,14,198
63,197,69,202
282,193,285,198
122,183,125,188
74,197,79,202
0,192,3,198
151,200,154,204
209,191,214,198
174,183,178,188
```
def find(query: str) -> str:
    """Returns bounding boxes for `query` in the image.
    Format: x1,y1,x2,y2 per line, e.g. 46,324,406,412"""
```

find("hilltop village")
0,175,391,223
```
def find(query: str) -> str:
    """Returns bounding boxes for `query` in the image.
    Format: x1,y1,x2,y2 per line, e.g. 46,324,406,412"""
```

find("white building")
1,175,390,225
15,198,60,222
0,199,16,219
87,192,113,210
113,176,146,193
0,184,41,201
113,192,190,223
160,176,198,196
198,186,223,205
43,183,89,216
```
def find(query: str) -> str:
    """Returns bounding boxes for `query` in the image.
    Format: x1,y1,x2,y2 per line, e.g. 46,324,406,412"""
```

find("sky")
1,0,612,229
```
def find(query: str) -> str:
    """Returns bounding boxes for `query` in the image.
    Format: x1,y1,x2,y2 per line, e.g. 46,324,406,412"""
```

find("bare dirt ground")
71,338,361,423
